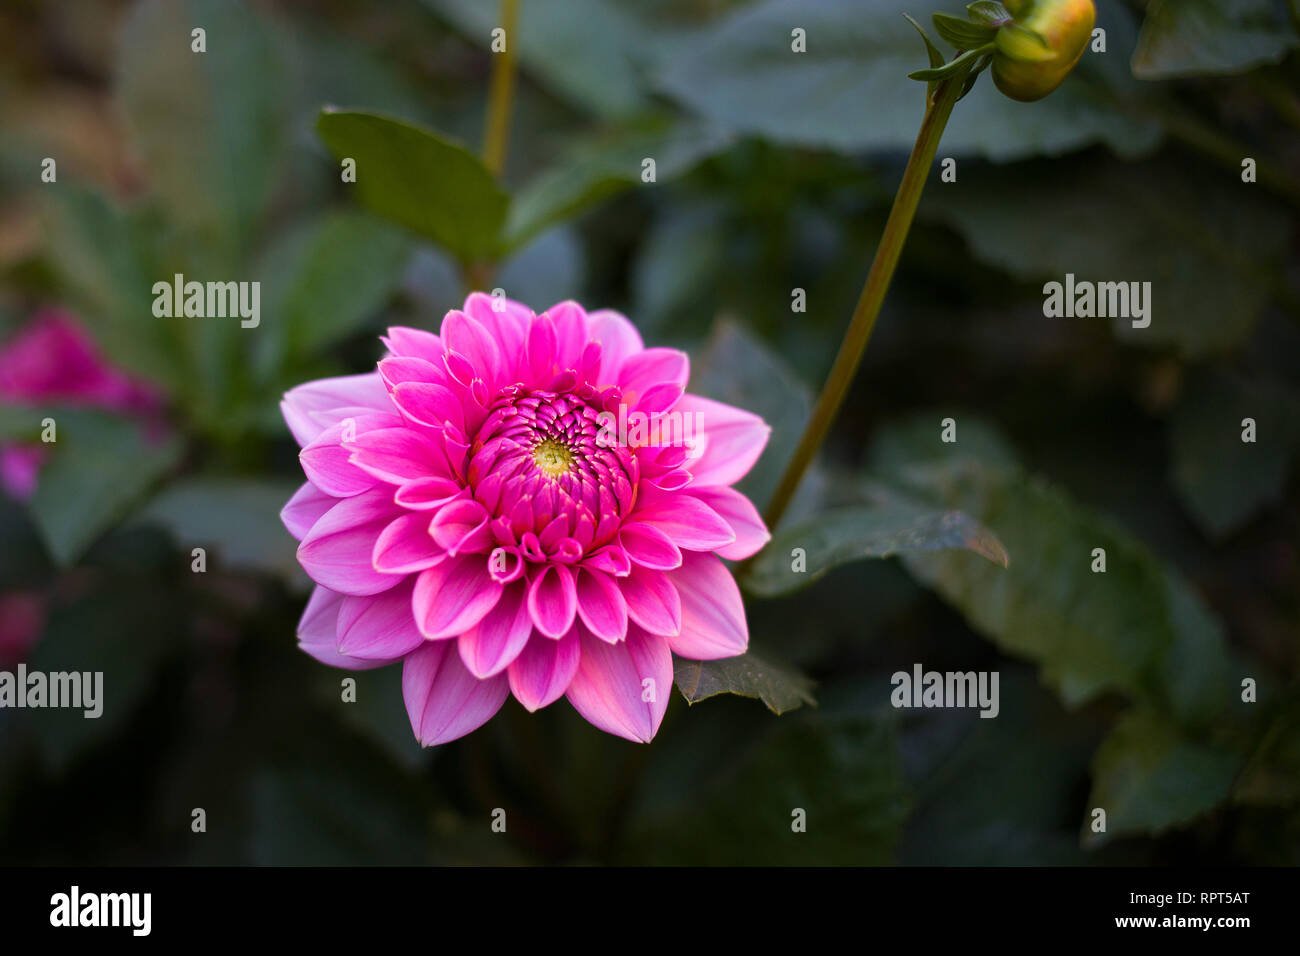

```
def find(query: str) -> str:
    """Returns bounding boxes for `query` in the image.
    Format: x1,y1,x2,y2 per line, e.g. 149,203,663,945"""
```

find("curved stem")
483,0,520,178
762,70,968,531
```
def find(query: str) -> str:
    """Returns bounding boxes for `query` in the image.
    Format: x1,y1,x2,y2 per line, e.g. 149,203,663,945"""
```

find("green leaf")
502,117,730,252
673,650,816,714
932,12,998,50
654,0,1160,161
904,12,945,102
869,415,1233,716
29,410,182,566
254,210,412,374
1234,693,1300,807
117,0,290,261
315,110,507,263
422,0,651,118
26,588,177,772
1084,709,1241,845
136,477,305,580
746,500,1008,598
1170,371,1300,538
1133,0,1299,79
897,669,1097,865
966,1,1013,26
689,319,820,516
42,189,181,389
626,715,907,864
927,158,1292,357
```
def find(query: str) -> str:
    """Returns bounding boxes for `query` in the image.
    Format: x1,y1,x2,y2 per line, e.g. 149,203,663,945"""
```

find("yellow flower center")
532,439,574,478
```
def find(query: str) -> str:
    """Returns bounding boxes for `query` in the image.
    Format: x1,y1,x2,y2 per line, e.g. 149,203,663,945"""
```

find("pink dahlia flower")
281,294,771,744
0,309,163,500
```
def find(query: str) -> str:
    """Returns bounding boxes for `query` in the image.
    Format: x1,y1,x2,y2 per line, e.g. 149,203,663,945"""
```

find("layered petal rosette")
281,294,770,744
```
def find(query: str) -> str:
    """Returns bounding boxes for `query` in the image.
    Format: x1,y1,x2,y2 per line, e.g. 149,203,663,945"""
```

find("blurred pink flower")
0,591,46,669
0,309,163,500
282,294,770,745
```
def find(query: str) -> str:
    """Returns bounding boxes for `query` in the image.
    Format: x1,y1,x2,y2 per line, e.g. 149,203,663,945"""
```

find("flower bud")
992,0,1095,102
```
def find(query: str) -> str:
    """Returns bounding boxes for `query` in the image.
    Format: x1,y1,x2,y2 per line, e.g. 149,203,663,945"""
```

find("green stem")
482,0,520,178
761,69,968,531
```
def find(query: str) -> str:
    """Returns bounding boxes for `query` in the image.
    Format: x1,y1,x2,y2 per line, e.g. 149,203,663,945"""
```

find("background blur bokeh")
0,0,1298,865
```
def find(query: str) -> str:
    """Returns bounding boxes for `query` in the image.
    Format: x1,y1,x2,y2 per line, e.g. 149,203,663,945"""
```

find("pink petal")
668,551,749,660
394,476,465,510
675,394,770,488
688,486,770,560
527,563,577,638
402,641,509,746
281,372,393,447
281,482,336,541
413,553,503,639
348,427,455,485
300,414,399,497
617,522,682,570
372,512,444,574
565,624,672,743
629,493,735,552
462,292,530,377
458,579,533,678
297,488,404,596
542,300,589,371
508,629,580,711
619,564,681,636
430,498,494,555
586,309,643,386
383,326,445,364
296,586,386,670
390,381,466,435
441,309,503,389
337,579,425,661
574,567,628,643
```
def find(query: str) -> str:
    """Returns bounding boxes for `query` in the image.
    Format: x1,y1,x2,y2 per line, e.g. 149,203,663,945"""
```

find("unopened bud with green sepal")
992,0,1095,102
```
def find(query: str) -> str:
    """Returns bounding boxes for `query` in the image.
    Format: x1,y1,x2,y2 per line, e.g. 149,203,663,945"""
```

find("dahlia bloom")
281,294,770,744
0,309,163,500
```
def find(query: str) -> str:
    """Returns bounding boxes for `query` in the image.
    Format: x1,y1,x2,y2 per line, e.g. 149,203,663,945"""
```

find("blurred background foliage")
0,0,1297,864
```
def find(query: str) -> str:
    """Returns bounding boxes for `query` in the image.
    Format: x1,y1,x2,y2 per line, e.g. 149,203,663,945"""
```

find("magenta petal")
574,567,628,644
630,494,735,552
300,415,397,497
429,498,493,555
372,512,444,574
391,381,466,434
402,641,509,746
281,482,336,541
617,522,682,570
676,393,770,488
441,309,503,389
508,629,580,711
394,476,464,510
687,486,770,560
586,309,643,386
668,551,749,660
297,488,404,596
617,348,689,397
565,624,672,743
348,427,454,485
458,579,533,678
543,300,589,371
413,553,503,639
337,579,425,661
383,326,445,364
297,586,385,670
619,564,681,636
281,372,393,447
527,564,577,638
